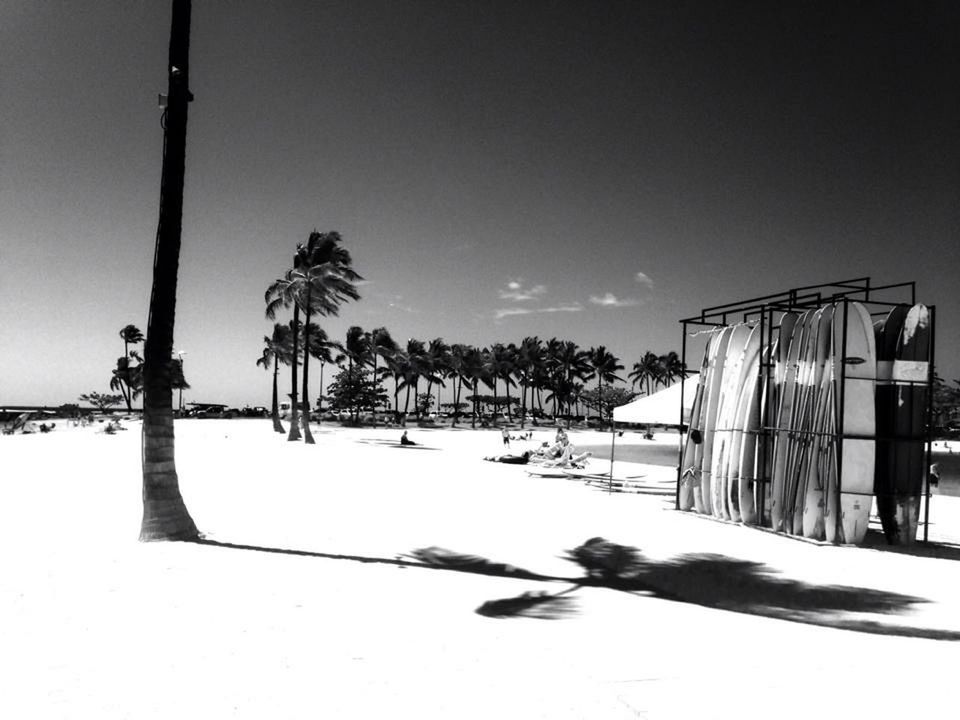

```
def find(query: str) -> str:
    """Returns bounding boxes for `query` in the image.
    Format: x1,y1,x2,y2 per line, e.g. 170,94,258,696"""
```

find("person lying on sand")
484,451,533,465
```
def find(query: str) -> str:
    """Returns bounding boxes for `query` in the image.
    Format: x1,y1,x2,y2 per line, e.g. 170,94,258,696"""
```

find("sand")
3,419,960,719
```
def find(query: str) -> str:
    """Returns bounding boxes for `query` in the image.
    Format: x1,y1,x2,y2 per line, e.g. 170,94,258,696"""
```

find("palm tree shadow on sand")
192,538,960,640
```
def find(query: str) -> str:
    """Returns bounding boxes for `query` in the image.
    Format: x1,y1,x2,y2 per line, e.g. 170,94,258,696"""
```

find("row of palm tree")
260,323,687,430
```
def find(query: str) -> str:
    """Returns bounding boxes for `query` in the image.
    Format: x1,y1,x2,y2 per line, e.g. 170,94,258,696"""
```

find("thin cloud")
495,304,583,320
634,272,654,289
589,293,640,308
499,279,547,302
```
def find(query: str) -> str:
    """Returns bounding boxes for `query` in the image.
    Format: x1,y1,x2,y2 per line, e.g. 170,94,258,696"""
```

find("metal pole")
609,426,616,494
923,304,936,543
676,322,689,510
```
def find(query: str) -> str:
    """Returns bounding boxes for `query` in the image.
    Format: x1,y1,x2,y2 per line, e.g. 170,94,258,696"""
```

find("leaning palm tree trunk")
140,0,198,542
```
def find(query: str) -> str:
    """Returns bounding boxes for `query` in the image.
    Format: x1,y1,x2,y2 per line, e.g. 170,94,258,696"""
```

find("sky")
2,0,958,409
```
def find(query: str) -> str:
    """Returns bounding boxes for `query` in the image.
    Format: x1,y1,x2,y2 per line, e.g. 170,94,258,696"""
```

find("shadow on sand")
355,439,441,450
191,537,960,640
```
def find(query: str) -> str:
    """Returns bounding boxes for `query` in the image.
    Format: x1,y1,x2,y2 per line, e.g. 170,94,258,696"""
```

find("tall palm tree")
461,345,491,428
140,0,199,542
488,342,518,422
267,231,361,441
340,325,369,422
629,351,662,396
588,345,624,424
399,338,437,419
384,346,408,423
515,336,543,428
426,338,450,417
658,351,688,387
257,323,292,433
115,325,145,411
265,271,304,441
446,343,470,427
547,339,592,423
296,232,362,441
368,327,398,426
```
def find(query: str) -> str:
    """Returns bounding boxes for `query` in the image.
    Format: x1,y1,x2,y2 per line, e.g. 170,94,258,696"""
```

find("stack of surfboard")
679,301,931,546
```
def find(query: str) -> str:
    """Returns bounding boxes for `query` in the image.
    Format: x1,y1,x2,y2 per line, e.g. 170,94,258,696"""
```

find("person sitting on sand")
484,450,533,465
400,430,417,446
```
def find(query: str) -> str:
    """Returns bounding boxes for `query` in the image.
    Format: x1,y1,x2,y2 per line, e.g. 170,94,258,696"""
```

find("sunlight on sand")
3,419,960,719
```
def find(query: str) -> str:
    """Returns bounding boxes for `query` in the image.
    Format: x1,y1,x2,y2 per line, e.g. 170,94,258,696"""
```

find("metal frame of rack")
676,277,936,544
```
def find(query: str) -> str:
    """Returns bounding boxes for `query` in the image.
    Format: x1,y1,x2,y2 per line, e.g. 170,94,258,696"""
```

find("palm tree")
140,0,199,542
368,327,398,426
658,351,688,387
340,325,369,423
267,231,362,441
515,336,543,428
384,346,408,423
265,271,304,441
488,343,518,422
547,339,592,423
588,345,624,424
296,232,362,441
115,325,145,411
257,323,292,433
446,343,470,427
426,338,450,417
629,351,662,396
461,345,491,428
399,338,437,420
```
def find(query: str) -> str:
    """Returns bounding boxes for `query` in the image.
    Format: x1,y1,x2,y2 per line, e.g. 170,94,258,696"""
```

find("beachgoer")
484,451,532,465
929,463,941,487
502,427,510,448
400,430,416,446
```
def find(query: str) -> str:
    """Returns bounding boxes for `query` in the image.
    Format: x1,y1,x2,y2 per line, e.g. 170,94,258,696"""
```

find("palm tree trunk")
140,0,198,542
371,356,378,428
394,376,401,424
300,305,315,444
287,305,302,441
317,361,324,425
471,380,478,429
271,356,284,433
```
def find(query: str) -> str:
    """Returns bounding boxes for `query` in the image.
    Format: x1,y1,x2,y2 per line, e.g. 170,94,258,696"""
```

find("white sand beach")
4,419,960,719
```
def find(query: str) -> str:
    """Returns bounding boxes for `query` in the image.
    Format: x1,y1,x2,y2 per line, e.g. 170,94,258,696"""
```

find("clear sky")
2,1,958,409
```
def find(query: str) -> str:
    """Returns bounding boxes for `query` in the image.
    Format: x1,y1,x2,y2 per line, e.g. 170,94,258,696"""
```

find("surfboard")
873,305,910,542
830,301,877,545
525,467,573,478
891,304,931,544
780,309,819,533
737,342,771,525
679,331,715,511
710,324,753,519
800,305,835,539
770,309,815,532
699,326,733,516
723,325,762,523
